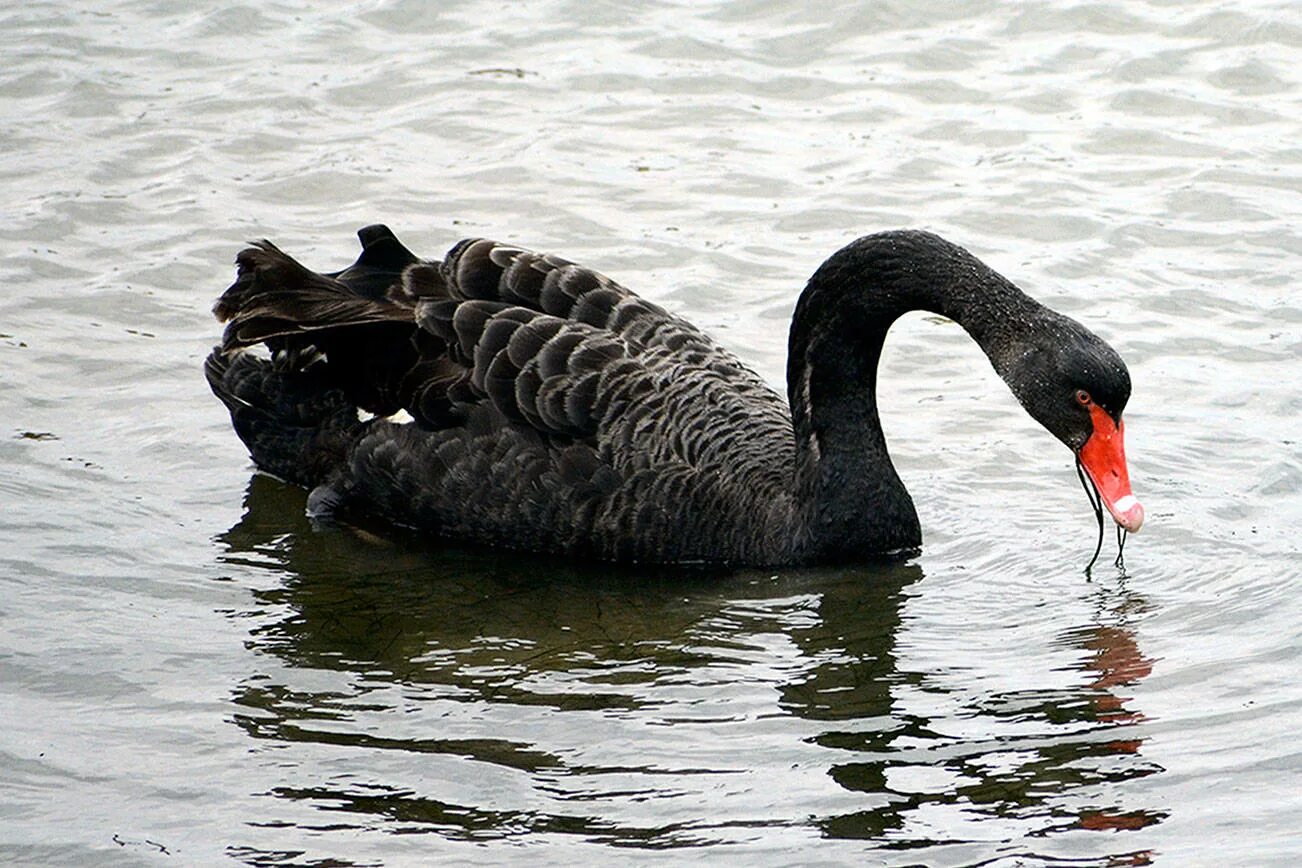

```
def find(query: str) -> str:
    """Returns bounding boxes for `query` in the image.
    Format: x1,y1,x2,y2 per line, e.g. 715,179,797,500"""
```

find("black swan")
206,226,1143,565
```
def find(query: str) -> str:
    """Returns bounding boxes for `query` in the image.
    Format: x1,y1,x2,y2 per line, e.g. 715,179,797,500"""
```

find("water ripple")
1,0,1298,863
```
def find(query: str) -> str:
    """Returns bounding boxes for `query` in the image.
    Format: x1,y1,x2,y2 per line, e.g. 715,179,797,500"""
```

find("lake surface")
2,0,1299,864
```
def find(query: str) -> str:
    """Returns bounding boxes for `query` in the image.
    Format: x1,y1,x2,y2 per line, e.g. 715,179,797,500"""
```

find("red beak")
1078,405,1144,533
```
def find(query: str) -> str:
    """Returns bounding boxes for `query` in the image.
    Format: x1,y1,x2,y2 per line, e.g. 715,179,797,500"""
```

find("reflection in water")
780,554,1164,855
217,475,1164,860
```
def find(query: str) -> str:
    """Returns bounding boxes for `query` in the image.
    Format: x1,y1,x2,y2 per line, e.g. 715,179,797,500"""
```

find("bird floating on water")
206,225,1143,566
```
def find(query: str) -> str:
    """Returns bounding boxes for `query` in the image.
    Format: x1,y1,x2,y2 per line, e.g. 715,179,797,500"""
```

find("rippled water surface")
2,0,1299,864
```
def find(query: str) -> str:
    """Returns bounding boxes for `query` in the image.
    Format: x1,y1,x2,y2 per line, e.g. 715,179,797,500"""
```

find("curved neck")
784,231,1039,561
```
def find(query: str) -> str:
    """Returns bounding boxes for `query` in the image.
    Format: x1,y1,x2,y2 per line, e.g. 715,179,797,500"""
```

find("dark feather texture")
206,225,1136,565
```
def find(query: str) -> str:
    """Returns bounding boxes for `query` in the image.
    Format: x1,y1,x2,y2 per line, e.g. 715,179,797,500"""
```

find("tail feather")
215,240,413,352
212,225,438,419
207,226,436,487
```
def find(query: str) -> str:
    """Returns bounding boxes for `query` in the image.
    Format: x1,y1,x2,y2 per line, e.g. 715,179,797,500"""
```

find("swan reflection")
217,474,1163,860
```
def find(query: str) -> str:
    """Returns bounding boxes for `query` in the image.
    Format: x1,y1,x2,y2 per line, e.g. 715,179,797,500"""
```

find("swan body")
207,226,1142,565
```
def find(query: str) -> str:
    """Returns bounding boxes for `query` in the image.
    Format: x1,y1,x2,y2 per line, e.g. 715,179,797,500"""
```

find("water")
2,0,1299,863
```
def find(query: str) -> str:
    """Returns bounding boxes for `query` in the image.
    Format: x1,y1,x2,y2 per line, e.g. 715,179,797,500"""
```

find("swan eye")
1075,389,1092,406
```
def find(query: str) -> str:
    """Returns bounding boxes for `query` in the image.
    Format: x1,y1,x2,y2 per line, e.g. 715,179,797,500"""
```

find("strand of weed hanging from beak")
1115,523,1128,569
1075,454,1104,572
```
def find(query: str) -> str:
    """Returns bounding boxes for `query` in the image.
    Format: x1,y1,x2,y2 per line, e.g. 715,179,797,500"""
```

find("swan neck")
784,232,1036,560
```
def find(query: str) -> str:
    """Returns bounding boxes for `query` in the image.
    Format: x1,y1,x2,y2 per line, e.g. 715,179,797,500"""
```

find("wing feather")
213,228,797,563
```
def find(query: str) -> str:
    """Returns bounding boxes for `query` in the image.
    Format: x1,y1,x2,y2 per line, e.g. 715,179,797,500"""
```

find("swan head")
1000,314,1144,534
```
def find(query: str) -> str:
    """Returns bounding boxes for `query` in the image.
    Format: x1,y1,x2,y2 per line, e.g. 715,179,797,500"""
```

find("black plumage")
207,225,1135,565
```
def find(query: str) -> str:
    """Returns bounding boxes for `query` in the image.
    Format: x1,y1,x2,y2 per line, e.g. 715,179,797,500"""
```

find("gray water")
2,0,1299,864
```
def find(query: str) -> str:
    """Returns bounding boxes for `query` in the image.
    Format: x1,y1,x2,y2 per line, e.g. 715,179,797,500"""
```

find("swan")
206,225,1143,565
